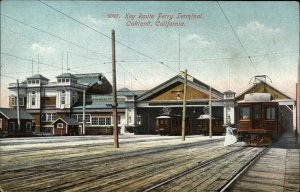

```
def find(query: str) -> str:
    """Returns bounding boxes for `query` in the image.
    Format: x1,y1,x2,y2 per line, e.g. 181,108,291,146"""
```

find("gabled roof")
52,117,78,125
236,82,292,100
56,73,77,79
223,90,236,94
0,108,34,120
137,74,223,101
74,73,104,86
27,74,49,81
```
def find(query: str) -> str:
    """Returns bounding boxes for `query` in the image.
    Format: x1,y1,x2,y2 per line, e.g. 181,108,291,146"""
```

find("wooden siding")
0,114,33,136
149,84,216,101
53,119,67,135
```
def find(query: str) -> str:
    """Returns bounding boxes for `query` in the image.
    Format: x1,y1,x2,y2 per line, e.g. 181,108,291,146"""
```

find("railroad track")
2,137,268,192
0,138,225,191
143,145,269,192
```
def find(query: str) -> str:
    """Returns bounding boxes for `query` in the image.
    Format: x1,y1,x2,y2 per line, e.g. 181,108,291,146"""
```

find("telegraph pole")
17,79,21,132
82,89,86,135
181,69,187,141
209,86,212,138
112,29,119,148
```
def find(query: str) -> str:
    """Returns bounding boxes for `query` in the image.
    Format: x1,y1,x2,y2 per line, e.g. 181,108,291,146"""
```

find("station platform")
231,133,300,192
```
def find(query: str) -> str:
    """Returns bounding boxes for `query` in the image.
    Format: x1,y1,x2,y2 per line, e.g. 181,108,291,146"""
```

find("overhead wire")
1,13,110,60
217,1,258,74
0,52,80,74
38,0,178,73
1,25,109,63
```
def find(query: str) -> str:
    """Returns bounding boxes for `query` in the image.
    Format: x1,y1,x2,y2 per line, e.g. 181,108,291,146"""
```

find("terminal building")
3,72,297,137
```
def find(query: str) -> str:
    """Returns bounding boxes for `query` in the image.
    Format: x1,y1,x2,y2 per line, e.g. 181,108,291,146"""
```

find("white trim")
0,112,9,119
0,118,2,129
57,123,64,128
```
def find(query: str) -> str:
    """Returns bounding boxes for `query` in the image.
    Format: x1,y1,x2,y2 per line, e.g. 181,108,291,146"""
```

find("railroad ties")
0,135,299,191
230,133,300,192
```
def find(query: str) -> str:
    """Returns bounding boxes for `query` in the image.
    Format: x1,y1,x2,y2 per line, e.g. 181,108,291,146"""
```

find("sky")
0,1,299,107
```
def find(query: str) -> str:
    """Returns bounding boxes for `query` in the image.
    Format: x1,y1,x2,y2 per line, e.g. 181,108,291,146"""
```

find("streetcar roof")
239,93,273,103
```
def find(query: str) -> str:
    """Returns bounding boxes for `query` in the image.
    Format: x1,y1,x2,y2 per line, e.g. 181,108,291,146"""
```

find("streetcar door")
253,104,262,129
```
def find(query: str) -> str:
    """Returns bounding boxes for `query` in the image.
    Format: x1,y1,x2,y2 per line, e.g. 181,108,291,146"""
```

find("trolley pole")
209,86,212,138
112,29,119,148
182,69,187,141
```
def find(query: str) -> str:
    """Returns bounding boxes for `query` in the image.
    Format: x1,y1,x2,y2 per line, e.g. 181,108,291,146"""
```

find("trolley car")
155,115,189,136
197,114,224,135
237,93,282,145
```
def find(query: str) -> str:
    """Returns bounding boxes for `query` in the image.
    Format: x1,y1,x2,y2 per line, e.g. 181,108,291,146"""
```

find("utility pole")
112,29,119,148
82,89,86,135
209,86,212,138
17,79,21,132
0,59,1,107
181,69,187,141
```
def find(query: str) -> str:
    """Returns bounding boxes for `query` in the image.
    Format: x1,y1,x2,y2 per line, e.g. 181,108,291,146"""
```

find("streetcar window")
266,106,276,120
240,106,250,120
253,105,261,119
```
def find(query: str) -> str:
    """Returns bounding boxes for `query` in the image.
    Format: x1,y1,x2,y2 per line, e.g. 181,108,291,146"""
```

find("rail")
143,147,247,192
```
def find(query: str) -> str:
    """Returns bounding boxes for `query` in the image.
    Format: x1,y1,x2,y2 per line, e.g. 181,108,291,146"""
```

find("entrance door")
253,104,262,129
9,122,15,134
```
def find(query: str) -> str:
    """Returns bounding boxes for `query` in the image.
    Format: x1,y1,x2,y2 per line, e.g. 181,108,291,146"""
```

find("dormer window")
62,79,65,83
28,80,31,84
36,80,39,84
66,79,69,82
58,79,61,83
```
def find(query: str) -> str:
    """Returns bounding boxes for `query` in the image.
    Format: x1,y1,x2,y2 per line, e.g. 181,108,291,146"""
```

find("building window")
61,96,65,105
26,122,31,132
31,96,36,106
266,106,276,120
85,115,91,123
12,97,24,106
99,117,106,125
66,79,69,82
107,117,112,125
117,116,121,125
71,114,91,123
11,97,17,106
240,106,250,120
57,123,64,128
36,80,40,84
42,113,56,122
58,79,61,83
62,79,65,83
0,118,2,129
28,80,31,84
91,116,111,126
92,117,99,125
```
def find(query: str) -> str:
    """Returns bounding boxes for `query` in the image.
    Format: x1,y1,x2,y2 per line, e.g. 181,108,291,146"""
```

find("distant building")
0,108,34,136
52,117,79,136
8,73,113,134
135,74,225,135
